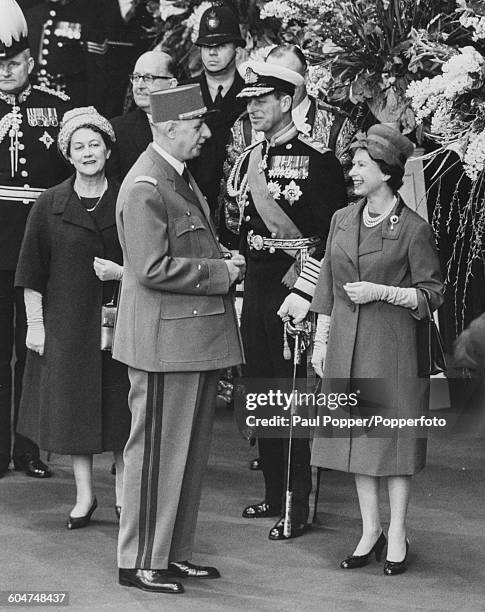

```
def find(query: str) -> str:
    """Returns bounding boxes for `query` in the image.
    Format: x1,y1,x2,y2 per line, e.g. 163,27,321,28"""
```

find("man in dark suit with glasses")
108,50,177,181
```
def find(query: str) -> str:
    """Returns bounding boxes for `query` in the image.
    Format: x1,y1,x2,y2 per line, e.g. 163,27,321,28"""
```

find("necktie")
214,85,224,108
182,166,192,189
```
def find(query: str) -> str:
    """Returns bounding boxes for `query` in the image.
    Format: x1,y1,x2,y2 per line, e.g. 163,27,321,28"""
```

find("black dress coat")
107,109,152,181
26,0,106,110
15,177,130,454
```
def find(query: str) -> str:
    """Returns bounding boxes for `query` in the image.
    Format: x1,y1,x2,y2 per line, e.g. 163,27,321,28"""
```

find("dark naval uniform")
25,0,106,110
0,83,70,472
233,124,347,528
222,96,355,249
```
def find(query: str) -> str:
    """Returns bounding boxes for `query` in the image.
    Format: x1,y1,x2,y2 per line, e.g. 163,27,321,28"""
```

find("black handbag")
101,283,119,352
416,290,446,377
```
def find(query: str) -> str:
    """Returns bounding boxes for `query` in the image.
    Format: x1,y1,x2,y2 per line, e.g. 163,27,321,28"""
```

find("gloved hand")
26,322,45,356
24,288,45,355
343,281,417,309
93,257,123,281
311,314,331,378
277,293,311,324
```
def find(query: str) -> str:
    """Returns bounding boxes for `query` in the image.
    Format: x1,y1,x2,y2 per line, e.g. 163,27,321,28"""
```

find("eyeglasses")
129,73,176,84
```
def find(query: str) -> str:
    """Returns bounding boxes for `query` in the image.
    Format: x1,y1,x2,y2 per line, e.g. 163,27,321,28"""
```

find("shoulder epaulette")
33,85,70,102
134,175,158,186
298,133,330,154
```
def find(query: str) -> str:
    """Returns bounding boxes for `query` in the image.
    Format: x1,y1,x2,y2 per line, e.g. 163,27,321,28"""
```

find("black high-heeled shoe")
340,532,387,569
67,497,97,530
384,539,409,576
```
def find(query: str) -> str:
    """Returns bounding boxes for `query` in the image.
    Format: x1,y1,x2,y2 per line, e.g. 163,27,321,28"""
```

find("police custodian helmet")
195,4,246,48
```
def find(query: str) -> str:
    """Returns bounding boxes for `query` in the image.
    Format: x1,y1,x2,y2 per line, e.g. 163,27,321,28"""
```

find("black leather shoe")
114,505,121,520
14,455,52,478
249,457,262,470
119,569,184,593
242,501,280,519
268,516,308,540
384,540,409,576
168,561,220,579
340,532,387,569
67,497,97,530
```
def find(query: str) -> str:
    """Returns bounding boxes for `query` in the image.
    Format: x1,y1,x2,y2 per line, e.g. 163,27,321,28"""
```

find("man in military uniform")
25,0,106,110
0,0,71,478
186,4,246,240
108,50,177,182
114,84,244,593
222,44,355,249
231,61,347,539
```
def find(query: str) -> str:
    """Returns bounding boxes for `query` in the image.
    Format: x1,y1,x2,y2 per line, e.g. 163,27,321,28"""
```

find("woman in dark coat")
310,124,443,575
16,107,130,528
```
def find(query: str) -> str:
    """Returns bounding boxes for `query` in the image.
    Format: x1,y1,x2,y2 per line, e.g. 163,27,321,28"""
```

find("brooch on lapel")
39,130,54,149
267,180,282,200
282,180,302,205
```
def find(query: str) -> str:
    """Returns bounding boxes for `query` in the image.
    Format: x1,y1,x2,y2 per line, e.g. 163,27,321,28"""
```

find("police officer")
231,61,347,539
25,0,106,110
186,4,246,241
0,0,71,478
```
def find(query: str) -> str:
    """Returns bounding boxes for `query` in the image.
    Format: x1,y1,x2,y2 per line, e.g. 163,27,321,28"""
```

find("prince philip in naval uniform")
230,61,347,540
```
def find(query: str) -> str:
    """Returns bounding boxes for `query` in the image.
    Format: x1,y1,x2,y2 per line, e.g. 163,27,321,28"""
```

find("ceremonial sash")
247,143,304,287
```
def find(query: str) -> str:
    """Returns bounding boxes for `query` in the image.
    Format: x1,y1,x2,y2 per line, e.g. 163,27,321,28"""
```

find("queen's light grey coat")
310,198,443,476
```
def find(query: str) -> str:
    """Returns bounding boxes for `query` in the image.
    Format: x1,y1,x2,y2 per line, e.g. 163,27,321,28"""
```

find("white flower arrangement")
259,1,300,28
463,130,485,180
457,0,485,41
407,47,485,133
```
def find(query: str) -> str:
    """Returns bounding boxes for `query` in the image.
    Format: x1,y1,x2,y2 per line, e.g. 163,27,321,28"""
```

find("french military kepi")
237,60,304,99
0,0,30,59
150,83,218,123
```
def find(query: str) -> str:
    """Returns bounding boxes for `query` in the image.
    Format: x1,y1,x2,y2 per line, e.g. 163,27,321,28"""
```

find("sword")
282,318,312,538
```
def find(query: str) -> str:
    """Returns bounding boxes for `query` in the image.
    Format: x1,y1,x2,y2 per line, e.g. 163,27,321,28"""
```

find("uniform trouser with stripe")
117,368,220,569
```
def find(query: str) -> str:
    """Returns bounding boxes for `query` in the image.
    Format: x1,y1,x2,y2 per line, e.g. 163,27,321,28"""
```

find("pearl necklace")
362,196,397,228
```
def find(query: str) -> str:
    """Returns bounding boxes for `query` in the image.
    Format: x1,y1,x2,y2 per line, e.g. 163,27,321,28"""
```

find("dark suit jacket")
108,109,152,181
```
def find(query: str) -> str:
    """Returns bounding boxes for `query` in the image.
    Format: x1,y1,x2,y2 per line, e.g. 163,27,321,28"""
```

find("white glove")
311,314,331,378
277,293,311,324
343,281,417,309
93,257,123,281
24,288,45,356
